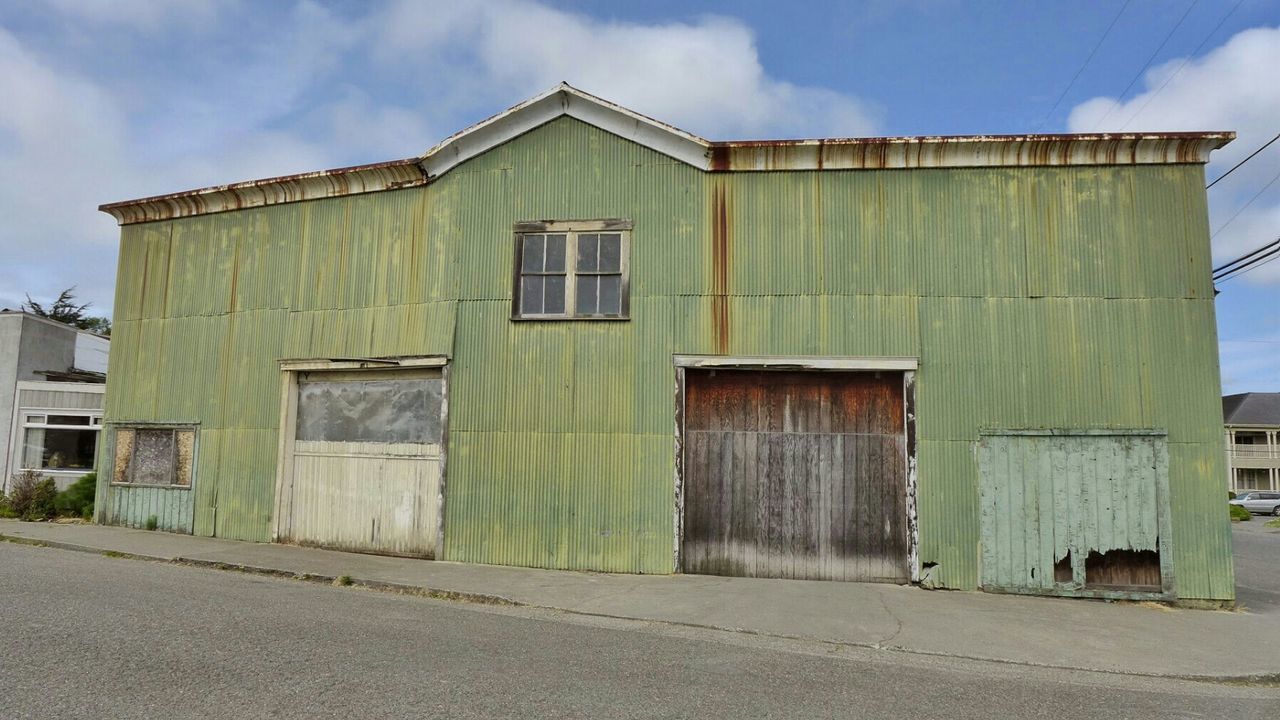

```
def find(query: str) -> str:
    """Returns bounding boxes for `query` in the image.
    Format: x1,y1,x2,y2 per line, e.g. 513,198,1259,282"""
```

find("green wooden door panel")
977,431,1172,599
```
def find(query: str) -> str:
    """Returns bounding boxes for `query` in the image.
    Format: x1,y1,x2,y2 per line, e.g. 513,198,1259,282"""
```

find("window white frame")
17,409,102,473
511,219,632,320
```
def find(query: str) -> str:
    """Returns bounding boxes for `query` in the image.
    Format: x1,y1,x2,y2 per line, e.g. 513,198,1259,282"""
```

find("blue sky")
1,0,1277,392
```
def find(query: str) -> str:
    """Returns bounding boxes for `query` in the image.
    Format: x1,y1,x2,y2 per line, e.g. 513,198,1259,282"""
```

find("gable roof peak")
418,82,711,178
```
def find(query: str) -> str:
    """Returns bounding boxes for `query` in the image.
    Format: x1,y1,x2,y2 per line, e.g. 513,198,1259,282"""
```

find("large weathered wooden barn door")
682,369,909,582
276,368,444,558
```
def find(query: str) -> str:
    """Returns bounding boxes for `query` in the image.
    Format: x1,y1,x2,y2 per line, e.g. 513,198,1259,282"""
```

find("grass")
1230,504,1251,522
335,575,354,587
1265,519,1280,529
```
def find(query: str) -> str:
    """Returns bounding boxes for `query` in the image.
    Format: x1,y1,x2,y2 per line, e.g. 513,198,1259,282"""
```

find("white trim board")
673,355,918,371
278,356,449,372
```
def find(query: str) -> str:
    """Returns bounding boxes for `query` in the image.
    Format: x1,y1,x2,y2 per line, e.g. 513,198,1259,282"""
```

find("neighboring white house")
0,311,109,492
1223,392,1280,494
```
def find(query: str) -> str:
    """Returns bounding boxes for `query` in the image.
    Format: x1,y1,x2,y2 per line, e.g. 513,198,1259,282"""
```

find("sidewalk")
3,518,1274,681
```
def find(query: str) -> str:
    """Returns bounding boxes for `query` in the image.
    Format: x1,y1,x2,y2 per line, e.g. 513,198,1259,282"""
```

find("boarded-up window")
296,378,443,444
112,427,196,487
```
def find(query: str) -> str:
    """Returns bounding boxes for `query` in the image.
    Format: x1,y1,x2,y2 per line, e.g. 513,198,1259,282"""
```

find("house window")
512,220,631,319
112,427,196,488
20,412,101,471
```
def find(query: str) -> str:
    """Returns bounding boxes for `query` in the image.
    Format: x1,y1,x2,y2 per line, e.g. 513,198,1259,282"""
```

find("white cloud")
1067,25,1280,285
0,17,342,314
371,0,880,140
1,0,876,318
40,0,224,32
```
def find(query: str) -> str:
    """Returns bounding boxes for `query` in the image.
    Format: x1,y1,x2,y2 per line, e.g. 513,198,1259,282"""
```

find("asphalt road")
1,543,1276,719
1232,518,1280,614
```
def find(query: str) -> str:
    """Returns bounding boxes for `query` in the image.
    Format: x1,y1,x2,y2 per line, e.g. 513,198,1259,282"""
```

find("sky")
0,0,1277,393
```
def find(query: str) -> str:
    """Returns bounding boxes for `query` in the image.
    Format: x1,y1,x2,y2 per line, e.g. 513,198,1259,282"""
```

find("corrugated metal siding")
97,116,1232,597
97,187,456,544
107,485,194,533
17,388,104,410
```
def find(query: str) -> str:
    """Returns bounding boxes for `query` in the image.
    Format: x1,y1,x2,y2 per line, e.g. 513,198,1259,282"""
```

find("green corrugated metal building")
94,84,1237,602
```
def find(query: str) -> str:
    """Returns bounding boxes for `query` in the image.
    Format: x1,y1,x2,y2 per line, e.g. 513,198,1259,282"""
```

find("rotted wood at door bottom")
682,370,909,582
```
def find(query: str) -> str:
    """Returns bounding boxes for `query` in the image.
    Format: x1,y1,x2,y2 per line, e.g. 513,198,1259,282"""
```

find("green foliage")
0,496,16,519
6,471,58,521
335,575,354,587
22,286,110,334
145,515,159,531
1228,491,1237,500
79,316,112,336
82,503,94,521
1265,518,1280,529
1229,504,1251,522
54,473,96,519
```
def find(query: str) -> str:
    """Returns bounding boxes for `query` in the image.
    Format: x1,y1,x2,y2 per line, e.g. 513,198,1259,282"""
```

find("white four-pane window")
513,221,630,319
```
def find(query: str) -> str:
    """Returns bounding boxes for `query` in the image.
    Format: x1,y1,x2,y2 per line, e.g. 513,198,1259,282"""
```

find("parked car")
1229,491,1280,516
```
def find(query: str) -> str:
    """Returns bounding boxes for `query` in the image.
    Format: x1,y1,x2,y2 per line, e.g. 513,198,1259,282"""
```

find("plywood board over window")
112,427,195,487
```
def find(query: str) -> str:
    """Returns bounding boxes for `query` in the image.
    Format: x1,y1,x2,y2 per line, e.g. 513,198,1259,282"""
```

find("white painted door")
278,369,444,557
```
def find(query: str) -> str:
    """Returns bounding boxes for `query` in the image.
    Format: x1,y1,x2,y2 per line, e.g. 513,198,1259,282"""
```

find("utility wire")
1093,0,1199,130
1214,237,1280,275
1207,132,1280,189
1211,168,1280,238
1216,245,1280,283
1035,0,1133,132
1119,0,1244,130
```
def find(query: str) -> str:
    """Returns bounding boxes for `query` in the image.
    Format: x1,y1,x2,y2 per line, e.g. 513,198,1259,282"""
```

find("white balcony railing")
1230,446,1280,459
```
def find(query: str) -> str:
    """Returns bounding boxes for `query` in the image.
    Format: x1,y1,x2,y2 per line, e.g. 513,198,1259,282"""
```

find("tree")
22,287,111,336
79,316,112,336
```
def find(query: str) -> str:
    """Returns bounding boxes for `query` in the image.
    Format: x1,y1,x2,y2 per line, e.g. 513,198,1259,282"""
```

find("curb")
0,533,522,608
5,533,1277,686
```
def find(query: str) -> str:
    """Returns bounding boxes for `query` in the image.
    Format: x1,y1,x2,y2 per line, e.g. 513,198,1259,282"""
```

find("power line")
1211,168,1280,239
1119,0,1244,130
1035,0,1133,132
1214,238,1280,283
1214,237,1280,275
1216,246,1280,284
1093,0,1199,130
1207,132,1280,189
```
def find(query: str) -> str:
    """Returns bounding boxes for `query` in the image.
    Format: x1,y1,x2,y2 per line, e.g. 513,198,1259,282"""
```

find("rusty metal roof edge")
709,132,1234,172
711,131,1236,147
96,82,1235,225
98,157,428,225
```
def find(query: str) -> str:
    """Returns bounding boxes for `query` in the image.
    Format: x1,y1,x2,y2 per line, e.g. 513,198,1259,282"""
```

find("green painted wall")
96,116,1232,598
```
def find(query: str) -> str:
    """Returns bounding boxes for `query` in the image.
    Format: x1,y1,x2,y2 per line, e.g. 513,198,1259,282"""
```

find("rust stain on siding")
709,145,731,172
711,180,731,354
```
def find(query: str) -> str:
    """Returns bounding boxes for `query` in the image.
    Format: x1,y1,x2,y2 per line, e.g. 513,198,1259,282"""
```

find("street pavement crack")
873,589,904,647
